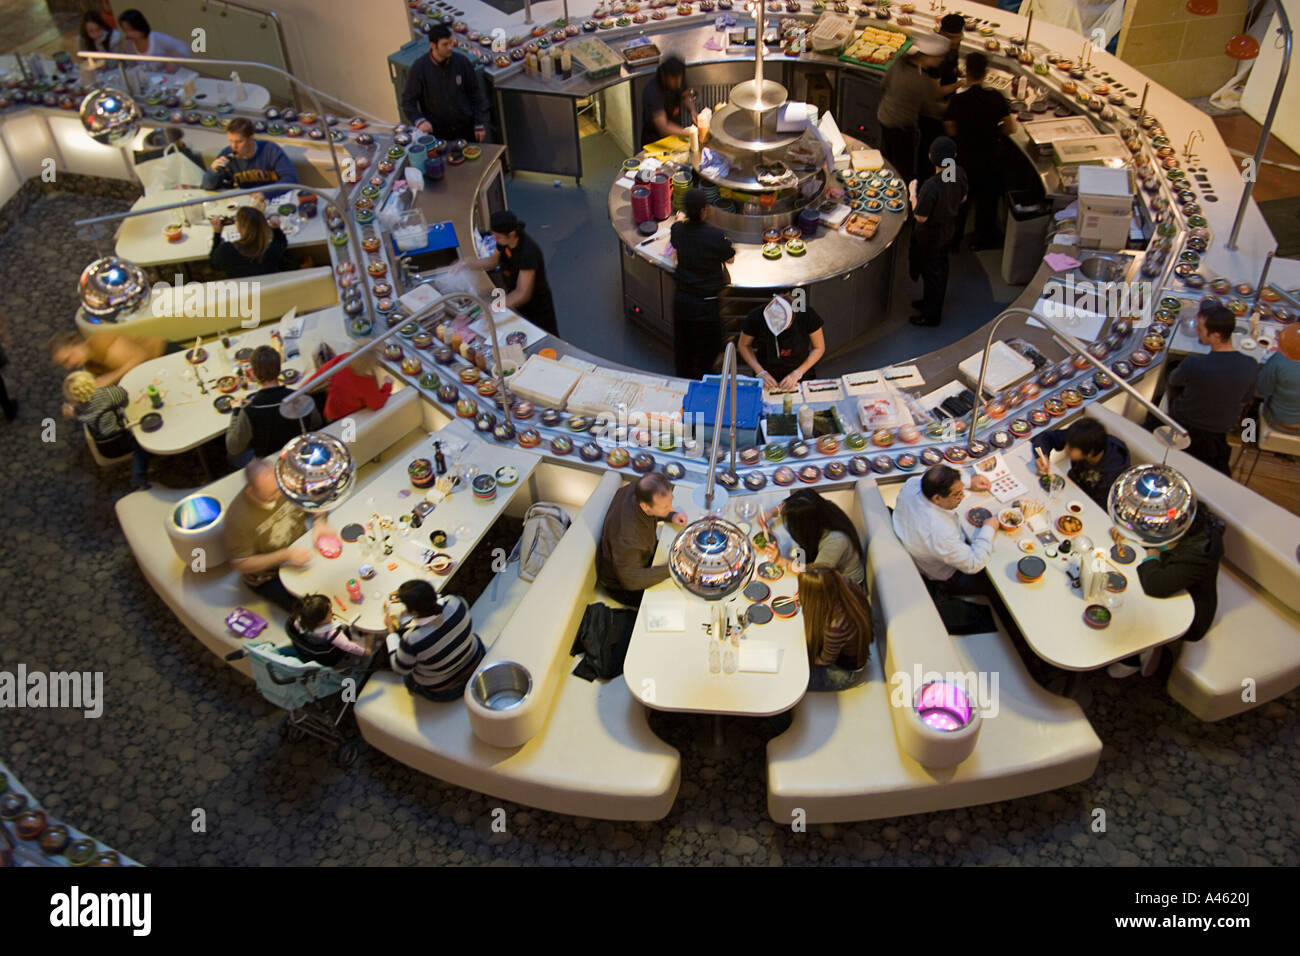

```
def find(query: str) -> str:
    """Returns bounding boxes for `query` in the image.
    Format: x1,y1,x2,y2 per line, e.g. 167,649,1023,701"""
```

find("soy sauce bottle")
433,441,447,476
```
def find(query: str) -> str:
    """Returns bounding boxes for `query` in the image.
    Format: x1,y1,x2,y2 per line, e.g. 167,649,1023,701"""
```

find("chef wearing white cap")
738,291,826,390
876,31,949,185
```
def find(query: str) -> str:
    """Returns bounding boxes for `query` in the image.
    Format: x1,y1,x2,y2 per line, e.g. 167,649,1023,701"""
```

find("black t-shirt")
927,48,960,88
641,77,683,147
741,305,824,381
913,166,968,248
1168,350,1260,433
944,85,1010,170
499,232,557,334
670,220,734,297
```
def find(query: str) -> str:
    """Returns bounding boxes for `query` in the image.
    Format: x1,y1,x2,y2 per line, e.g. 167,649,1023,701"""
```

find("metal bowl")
469,661,532,711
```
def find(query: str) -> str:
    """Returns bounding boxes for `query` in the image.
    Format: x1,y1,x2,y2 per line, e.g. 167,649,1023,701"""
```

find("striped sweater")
74,385,129,442
387,596,481,692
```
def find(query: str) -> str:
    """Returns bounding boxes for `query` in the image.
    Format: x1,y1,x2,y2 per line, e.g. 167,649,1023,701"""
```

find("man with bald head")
597,472,689,607
223,458,335,612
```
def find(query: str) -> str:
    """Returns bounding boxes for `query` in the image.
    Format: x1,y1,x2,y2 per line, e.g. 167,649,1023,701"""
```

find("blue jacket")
202,140,298,191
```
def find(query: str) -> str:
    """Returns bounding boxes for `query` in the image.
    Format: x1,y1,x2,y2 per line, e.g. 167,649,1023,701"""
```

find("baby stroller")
226,640,367,768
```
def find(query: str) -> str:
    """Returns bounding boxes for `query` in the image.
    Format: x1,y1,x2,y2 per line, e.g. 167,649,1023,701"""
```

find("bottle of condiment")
560,49,572,76
434,441,447,476
147,385,163,409
798,403,814,438
540,51,554,81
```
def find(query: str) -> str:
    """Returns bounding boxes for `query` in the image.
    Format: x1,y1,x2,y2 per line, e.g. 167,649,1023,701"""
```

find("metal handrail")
72,183,370,327
702,341,740,511
278,291,514,430
965,307,1188,451
1228,1,1291,251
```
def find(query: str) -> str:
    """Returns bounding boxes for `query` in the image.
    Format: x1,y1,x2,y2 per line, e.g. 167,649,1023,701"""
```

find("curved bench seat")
116,388,426,676
353,472,681,820
1086,404,1300,720
767,478,1101,823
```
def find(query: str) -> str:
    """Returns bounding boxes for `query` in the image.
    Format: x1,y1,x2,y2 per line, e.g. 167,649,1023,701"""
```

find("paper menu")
973,453,1029,503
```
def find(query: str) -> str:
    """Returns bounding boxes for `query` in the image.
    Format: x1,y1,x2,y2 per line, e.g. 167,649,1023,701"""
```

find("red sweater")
306,353,393,423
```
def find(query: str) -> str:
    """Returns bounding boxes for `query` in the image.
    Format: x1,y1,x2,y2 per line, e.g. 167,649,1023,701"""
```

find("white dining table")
622,488,810,717
978,445,1195,671
279,420,541,633
118,305,349,455
115,187,328,269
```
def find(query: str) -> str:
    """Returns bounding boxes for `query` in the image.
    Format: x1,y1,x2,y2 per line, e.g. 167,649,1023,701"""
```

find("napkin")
642,593,686,633
738,643,780,673
1043,252,1081,272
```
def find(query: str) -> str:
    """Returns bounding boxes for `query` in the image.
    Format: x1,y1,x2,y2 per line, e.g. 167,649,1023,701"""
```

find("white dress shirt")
891,475,995,581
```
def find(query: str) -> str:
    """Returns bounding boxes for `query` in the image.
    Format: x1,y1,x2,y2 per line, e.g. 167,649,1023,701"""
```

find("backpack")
510,502,571,581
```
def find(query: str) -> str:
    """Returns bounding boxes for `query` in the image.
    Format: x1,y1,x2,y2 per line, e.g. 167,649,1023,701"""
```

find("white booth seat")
766,479,1101,824
1086,405,1300,720
115,388,426,676
353,471,682,821
75,266,338,341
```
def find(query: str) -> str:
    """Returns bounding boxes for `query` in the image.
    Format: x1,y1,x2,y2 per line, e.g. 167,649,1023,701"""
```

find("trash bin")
1001,189,1052,286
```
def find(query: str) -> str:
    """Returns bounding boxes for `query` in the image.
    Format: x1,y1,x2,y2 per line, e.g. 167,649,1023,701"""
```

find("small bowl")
998,508,1025,532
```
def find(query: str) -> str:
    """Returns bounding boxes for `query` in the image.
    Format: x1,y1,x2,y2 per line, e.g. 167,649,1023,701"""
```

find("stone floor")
1,192,1298,866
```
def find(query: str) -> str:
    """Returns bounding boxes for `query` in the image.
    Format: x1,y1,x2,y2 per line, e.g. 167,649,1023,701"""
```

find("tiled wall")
1116,0,1247,98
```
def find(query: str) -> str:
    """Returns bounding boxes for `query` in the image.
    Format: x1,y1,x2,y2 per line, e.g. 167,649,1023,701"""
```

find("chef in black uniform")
640,56,695,149
669,188,734,380
459,210,558,336
908,136,967,327
738,292,826,390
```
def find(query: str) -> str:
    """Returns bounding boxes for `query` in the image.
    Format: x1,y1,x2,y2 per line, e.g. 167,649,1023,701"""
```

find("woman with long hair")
208,205,290,278
759,489,865,585
799,564,872,691
78,11,120,57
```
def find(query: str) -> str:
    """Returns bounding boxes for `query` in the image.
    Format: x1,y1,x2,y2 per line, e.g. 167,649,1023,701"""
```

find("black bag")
569,602,638,681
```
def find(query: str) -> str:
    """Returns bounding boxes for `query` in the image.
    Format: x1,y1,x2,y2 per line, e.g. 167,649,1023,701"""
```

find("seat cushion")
1167,564,1300,721
767,628,1100,823
355,668,680,820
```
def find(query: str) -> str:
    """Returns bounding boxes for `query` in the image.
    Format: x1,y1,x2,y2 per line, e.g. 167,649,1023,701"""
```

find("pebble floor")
2,193,1298,866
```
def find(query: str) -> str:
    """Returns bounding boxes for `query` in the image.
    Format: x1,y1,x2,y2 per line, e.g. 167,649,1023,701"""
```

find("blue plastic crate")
388,220,459,258
683,375,763,430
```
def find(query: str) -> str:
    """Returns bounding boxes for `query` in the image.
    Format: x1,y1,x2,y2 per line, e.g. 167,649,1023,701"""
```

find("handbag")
569,603,637,681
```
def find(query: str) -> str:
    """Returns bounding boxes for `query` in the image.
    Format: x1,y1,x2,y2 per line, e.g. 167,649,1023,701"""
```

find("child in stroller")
227,594,378,767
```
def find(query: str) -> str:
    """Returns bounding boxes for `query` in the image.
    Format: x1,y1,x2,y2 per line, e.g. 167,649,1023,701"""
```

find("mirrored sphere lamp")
79,88,142,146
276,433,356,513
78,256,150,319
668,516,756,601
1107,463,1196,547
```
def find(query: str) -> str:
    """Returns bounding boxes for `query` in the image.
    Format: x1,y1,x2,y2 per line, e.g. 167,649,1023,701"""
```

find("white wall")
1241,0,1300,155
238,0,413,122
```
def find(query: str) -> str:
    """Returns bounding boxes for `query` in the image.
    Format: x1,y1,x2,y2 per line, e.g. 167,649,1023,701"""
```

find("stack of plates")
471,474,497,501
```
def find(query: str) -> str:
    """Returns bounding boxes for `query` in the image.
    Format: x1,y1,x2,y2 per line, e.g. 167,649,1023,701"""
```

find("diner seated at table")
1030,418,1130,508
1255,323,1300,432
1106,508,1225,678
225,345,320,462
596,473,689,608
50,330,178,389
224,459,334,613
304,346,393,424
384,580,484,702
757,489,865,585
286,594,369,666
117,9,188,73
62,370,152,489
201,117,298,195
799,564,871,692
892,463,995,596
1160,300,1258,475
208,206,292,279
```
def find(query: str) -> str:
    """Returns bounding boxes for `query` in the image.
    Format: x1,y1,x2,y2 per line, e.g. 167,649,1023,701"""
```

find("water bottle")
708,641,721,674
722,643,737,674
